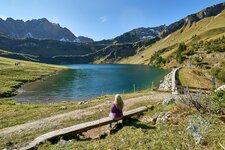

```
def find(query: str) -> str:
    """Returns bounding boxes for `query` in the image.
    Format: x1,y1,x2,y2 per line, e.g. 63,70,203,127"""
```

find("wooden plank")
20,106,148,150
176,85,211,91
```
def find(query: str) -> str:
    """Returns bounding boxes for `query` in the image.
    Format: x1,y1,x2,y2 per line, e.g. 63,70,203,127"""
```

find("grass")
0,86,224,150
178,68,213,89
0,89,153,129
0,107,110,149
0,100,98,129
0,49,39,61
38,100,225,150
0,90,155,149
118,9,225,65
0,56,67,97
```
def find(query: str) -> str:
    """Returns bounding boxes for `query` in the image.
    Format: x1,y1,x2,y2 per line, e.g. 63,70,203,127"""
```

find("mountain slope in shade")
0,34,105,58
77,36,94,43
0,18,94,43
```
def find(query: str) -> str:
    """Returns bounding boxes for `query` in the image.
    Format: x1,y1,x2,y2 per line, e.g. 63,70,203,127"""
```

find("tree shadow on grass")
126,118,156,129
109,117,156,135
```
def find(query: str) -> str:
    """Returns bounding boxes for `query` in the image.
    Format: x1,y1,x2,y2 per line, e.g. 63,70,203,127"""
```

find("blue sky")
0,0,224,40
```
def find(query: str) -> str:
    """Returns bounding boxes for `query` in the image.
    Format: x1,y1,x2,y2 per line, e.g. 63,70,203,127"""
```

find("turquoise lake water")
14,64,168,103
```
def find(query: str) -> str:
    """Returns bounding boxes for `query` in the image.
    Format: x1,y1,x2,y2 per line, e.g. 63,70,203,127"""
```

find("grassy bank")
178,68,224,89
39,100,225,150
0,90,151,130
0,101,110,149
178,68,213,89
0,99,98,129
0,90,156,149
1,87,224,150
0,56,67,97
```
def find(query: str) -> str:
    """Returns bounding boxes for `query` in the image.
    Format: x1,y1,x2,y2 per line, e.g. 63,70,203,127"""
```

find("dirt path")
0,92,178,137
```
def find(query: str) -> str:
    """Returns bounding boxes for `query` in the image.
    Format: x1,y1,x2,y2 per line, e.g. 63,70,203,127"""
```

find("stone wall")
158,67,181,93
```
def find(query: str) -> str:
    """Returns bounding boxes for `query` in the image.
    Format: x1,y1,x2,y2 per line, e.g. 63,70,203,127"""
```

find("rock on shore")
158,70,174,91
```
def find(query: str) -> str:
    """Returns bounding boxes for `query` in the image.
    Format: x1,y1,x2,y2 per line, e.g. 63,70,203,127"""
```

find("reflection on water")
14,64,168,103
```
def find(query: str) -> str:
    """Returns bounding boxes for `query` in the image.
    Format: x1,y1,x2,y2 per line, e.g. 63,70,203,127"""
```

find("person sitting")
108,94,124,128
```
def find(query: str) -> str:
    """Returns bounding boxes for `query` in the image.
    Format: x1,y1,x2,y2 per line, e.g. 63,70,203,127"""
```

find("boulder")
78,101,88,105
57,139,72,145
155,112,172,124
106,100,112,104
215,85,225,92
162,98,174,105
59,106,67,110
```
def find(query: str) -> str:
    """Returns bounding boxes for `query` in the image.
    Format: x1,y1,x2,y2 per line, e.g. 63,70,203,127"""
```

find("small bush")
176,54,186,64
0,99,16,105
217,69,225,82
211,67,225,82
185,49,195,56
202,90,225,113
175,43,187,64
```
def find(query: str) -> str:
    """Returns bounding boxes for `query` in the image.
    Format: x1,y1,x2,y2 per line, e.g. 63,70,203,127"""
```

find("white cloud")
0,15,7,20
99,16,107,23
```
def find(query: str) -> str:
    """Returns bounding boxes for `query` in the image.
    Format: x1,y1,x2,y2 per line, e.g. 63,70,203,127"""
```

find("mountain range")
0,2,224,66
0,17,165,44
113,25,166,43
0,18,93,43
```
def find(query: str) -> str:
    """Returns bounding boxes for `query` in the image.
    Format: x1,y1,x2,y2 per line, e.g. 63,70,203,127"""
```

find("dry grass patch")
178,68,213,89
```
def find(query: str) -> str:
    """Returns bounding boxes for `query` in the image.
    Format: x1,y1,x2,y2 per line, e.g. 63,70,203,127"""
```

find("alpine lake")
14,64,169,103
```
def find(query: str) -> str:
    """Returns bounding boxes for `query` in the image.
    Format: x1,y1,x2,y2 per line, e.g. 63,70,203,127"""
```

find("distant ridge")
114,25,166,43
161,2,225,38
0,17,93,43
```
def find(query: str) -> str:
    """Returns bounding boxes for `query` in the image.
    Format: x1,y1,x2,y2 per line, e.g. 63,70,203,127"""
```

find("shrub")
211,67,225,82
154,55,166,66
193,56,202,63
176,43,187,64
185,49,195,56
202,90,225,113
217,69,225,82
177,43,187,52
178,89,225,115
176,54,186,64
211,67,220,77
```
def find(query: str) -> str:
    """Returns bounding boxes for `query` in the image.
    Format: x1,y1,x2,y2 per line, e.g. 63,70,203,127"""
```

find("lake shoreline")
12,64,169,104
14,69,68,100
0,57,69,100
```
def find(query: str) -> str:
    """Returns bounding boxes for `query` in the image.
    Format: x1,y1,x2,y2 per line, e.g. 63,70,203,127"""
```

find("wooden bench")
20,106,149,150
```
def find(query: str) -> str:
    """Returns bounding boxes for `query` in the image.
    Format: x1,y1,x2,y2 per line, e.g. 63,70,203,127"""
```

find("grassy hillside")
52,37,160,64
178,68,214,89
93,38,159,63
39,96,225,150
117,10,225,65
0,49,39,61
0,56,67,98
111,10,225,88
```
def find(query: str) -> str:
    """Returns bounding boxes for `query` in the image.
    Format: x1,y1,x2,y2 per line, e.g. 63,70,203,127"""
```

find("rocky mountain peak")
114,25,166,43
0,17,94,43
